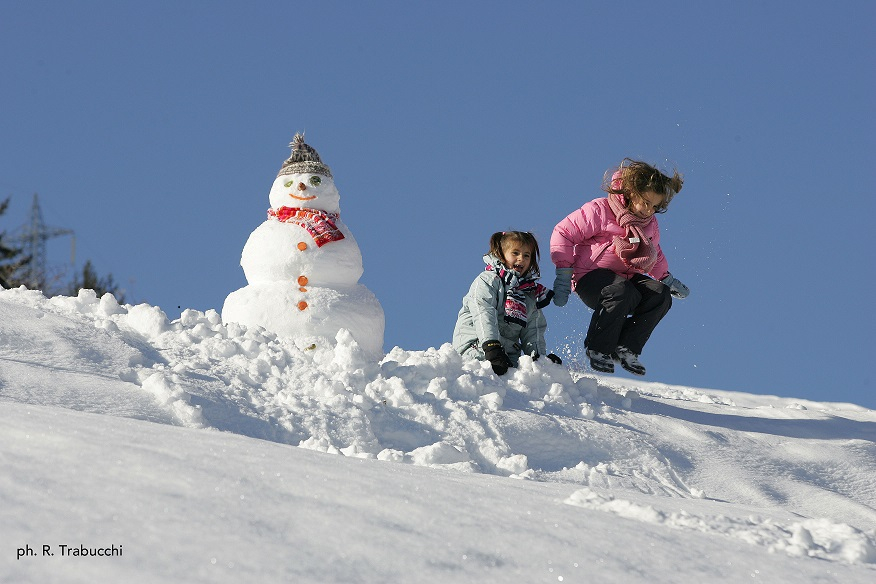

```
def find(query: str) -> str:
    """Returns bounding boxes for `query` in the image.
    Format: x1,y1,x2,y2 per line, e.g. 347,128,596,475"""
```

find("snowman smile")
288,193,317,201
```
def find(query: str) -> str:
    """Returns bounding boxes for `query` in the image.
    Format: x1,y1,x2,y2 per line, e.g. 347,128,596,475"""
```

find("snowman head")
269,133,341,213
268,172,341,214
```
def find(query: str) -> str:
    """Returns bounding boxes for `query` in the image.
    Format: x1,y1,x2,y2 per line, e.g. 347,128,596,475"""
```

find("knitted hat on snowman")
277,133,333,179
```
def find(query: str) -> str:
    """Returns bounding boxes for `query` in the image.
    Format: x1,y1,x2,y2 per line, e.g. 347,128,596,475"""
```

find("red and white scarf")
485,256,553,326
267,207,345,247
607,193,658,274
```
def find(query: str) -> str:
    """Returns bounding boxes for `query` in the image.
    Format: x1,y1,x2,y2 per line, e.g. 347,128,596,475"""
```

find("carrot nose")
297,182,307,191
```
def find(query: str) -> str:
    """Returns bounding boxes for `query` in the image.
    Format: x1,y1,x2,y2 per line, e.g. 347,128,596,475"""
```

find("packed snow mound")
2,287,876,569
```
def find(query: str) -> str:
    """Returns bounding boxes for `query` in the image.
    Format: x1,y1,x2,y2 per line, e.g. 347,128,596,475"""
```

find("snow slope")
1,287,874,583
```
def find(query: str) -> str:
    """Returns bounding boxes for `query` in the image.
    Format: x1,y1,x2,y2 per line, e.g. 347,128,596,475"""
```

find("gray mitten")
552,268,574,306
661,273,690,299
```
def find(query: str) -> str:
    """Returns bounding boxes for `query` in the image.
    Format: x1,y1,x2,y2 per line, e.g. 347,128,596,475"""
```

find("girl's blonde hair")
604,158,684,213
488,231,541,277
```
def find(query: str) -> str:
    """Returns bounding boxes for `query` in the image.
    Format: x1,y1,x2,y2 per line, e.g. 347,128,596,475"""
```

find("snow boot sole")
586,350,615,374
613,353,646,376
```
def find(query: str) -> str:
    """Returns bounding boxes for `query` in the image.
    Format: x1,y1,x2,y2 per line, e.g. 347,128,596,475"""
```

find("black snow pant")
575,269,672,356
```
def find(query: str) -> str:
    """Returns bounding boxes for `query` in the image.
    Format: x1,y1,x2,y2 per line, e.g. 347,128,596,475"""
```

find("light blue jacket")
452,254,548,365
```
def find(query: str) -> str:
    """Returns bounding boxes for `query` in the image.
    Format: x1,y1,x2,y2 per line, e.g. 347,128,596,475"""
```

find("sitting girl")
453,231,560,375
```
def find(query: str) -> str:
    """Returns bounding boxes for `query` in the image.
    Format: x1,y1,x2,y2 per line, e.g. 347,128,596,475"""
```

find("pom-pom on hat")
277,132,333,178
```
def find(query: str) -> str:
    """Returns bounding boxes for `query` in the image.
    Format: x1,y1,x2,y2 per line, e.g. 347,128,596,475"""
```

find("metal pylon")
17,193,75,289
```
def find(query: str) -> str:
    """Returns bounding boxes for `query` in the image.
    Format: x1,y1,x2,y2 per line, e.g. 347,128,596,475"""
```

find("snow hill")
1,287,875,583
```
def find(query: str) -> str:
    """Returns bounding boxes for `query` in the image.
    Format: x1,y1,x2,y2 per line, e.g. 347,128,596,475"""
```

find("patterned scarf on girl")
486,256,553,327
268,206,345,247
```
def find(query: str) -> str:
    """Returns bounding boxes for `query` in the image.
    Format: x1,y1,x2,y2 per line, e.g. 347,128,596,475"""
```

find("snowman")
222,133,385,356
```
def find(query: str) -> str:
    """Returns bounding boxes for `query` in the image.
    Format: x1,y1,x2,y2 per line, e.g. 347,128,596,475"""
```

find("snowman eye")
309,176,321,187
284,180,295,188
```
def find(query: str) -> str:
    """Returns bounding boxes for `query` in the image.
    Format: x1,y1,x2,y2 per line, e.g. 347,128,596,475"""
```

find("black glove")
482,340,513,376
532,353,563,365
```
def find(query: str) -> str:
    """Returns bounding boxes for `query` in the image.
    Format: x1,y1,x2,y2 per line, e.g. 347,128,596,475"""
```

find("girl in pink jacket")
550,159,689,375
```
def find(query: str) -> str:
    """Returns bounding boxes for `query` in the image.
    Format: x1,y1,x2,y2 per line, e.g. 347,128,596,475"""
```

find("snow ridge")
2,286,875,573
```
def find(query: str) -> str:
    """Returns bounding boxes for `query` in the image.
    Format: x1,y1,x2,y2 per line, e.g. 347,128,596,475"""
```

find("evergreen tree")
0,197,29,289
2,196,129,299
68,259,126,302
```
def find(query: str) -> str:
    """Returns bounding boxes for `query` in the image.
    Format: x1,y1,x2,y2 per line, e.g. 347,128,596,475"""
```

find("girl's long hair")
604,158,683,213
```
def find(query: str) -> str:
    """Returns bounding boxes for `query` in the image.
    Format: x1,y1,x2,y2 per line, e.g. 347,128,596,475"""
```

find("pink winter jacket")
550,195,669,288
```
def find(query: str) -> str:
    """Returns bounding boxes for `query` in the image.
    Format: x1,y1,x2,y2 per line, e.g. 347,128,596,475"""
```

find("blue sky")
2,1,874,407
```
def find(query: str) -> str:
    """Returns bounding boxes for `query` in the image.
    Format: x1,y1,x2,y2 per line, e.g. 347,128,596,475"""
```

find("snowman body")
222,141,385,357
240,217,364,286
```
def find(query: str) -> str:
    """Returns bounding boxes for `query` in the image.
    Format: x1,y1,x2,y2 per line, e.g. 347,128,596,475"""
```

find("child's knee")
656,286,673,313
461,344,485,362
601,279,640,306
660,285,673,306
